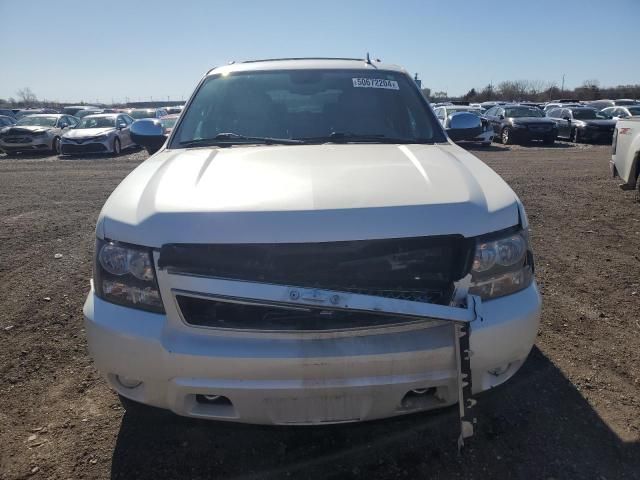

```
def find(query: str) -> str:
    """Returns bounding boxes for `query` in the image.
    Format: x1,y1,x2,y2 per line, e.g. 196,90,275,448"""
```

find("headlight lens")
469,229,533,300
94,239,164,313
94,134,108,141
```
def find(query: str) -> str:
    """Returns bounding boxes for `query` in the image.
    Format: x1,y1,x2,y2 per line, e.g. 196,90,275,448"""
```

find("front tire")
543,135,555,146
501,127,513,145
112,137,121,156
635,173,640,203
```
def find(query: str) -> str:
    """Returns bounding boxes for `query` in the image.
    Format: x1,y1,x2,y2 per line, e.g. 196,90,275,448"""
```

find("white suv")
84,58,541,439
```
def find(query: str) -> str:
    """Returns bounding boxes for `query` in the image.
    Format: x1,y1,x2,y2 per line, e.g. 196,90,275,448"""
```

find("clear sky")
1,0,638,103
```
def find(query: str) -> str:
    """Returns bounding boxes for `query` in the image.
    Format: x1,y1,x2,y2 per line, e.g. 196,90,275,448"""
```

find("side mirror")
563,116,571,121
498,114,504,120
130,119,166,154
446,112,482,142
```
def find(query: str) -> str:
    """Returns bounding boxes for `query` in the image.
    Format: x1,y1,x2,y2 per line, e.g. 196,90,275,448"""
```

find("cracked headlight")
93,239,164,313
469,228,533,300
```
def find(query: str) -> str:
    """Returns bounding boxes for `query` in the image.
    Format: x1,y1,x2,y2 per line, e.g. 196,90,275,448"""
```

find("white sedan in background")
600,105,640,120
434,105,494,145
60,113,136,156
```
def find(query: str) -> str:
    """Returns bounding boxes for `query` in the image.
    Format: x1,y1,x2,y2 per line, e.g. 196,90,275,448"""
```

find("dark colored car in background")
62,105,100,116
546,107,616,143
484,104,558,145
0,109,18,120
0,115,17,127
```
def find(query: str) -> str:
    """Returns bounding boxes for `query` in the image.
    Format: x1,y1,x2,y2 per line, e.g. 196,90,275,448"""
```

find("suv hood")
99,143,521,246
63,127,114,138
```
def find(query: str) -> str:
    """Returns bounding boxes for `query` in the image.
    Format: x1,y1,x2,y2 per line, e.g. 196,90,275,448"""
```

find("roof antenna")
366,52,372,65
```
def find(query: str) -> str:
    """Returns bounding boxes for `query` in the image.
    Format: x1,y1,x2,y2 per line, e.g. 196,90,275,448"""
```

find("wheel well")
632,150,640,182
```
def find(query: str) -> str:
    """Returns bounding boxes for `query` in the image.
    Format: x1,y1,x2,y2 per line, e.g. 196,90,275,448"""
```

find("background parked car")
159,113,179,135
15,108,59,119
586,99,615,110
0,114,77,155
546,106,616,143
600,105,640,119
163,105,184,115
62,105,100,116
60,113,136,156
434,105,494,145
613,99,639,106
126,108,168,119
74,108,119,119
484,104,557,145
0,115,17,127
0,109,18,121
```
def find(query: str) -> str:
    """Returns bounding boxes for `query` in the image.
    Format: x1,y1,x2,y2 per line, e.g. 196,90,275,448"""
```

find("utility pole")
561,74,565,93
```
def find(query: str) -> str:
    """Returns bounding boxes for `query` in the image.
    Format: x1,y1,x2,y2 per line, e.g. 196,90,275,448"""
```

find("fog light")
488,364,511,376
116,375,142,389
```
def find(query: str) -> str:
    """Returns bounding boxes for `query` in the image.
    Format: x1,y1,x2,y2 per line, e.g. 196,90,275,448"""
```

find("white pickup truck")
611,117,640,199
83,58,541,445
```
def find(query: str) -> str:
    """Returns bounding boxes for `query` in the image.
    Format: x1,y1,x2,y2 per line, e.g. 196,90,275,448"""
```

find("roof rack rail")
240,57,365,64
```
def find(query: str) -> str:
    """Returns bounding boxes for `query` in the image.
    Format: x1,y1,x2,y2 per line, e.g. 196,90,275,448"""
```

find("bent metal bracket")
167,274,482,451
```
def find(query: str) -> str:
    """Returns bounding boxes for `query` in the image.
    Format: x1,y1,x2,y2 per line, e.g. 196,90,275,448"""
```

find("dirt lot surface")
0,142,639,480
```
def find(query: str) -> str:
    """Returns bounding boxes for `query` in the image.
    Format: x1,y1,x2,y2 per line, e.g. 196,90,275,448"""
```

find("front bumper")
511,127,556,141
0,137,53,152
84,281,541,425
60,138,111,155
580,127,614,143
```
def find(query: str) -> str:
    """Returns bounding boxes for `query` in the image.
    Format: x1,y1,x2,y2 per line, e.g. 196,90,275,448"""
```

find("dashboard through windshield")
171,69,446,146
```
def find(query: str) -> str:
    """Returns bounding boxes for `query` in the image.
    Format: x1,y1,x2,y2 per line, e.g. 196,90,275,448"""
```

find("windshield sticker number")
352,78,399,90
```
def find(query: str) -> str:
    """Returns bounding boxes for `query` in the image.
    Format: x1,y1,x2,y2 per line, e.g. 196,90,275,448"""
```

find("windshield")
172,69,445,146
572,109,598,120
129,110,155,119
627,107,640,115
505,107,543,118
16,116,58,127
77,116,116,128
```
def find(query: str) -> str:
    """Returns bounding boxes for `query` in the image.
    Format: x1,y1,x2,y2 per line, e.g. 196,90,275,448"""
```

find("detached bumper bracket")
166,274,482,449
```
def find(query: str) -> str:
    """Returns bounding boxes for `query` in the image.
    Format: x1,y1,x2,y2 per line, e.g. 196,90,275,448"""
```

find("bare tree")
16,87,37,104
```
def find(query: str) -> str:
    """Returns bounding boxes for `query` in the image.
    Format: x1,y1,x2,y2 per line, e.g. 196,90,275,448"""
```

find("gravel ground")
0,142,638,480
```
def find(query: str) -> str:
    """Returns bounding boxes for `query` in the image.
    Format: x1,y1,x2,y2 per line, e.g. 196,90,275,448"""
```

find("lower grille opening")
176,294,436,331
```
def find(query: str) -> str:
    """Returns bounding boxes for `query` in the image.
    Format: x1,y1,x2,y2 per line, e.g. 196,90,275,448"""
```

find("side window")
485,107,496,116
116,116,127,128
58,117,68,128
496,108,504,117
435,108,444,120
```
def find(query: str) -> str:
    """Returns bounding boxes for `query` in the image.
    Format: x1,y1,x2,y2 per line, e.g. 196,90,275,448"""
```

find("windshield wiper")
179,132,304,148
301,132,430,144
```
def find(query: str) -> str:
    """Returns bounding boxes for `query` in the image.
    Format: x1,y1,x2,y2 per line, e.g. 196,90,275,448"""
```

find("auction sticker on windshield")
352,78,399,90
